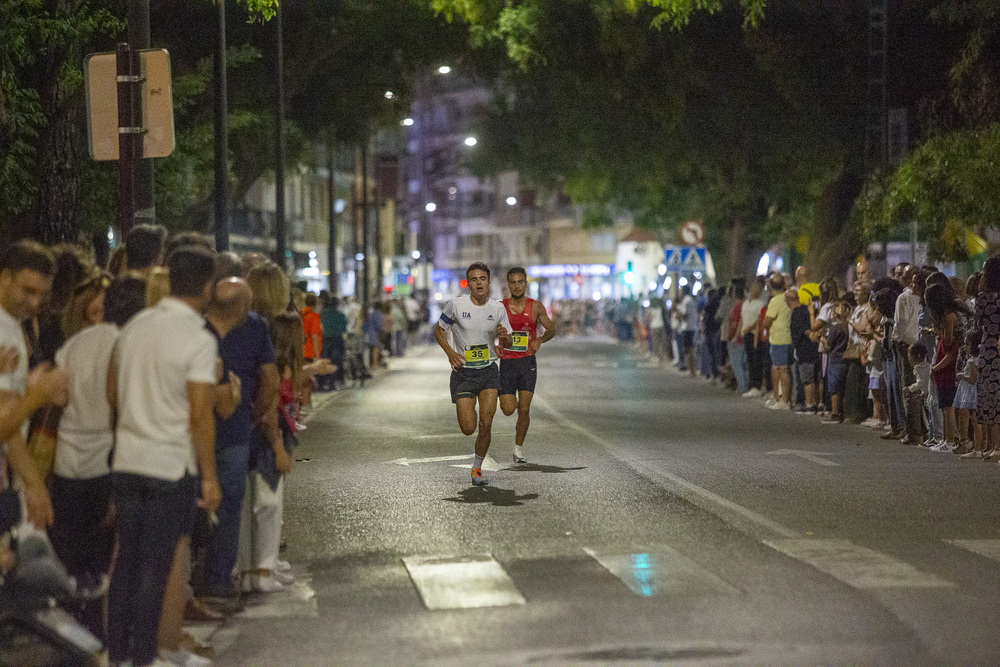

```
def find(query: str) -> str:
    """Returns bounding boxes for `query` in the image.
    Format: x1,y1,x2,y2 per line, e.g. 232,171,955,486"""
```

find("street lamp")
464,136,477,147
438,65,451,74
425,202,437,212
384,90,394,99
506,196,517,206
402,117,414,126
411,250,421,260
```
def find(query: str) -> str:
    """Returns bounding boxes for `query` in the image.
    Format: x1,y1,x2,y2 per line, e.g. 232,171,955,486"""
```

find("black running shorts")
499,355,537,397
450,363,500,403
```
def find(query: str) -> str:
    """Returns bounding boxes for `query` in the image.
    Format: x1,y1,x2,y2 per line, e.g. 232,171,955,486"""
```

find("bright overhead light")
402,117,414,126
411,250,421,260
506,196,517,206
425,202,437,212
355,253,365,261
657,263,667,276
464,136,477,147
384,91,394,99
592,291,602,302
438,65,451,74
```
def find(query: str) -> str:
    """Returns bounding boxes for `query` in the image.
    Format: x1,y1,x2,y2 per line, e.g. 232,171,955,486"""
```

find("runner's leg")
475,389,498,458
499,394,517,417
456,397,478,436
515,391,534,447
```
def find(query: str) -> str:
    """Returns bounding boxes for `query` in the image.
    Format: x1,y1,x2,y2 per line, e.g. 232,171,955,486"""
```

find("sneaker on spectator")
158,647,212,667
960,449,984,459
954,441,972,456
275,560,291,573
919,438,940,448
899,434,920,445
742,389,762,398
794,405,813,415
242,573,284,594
822,415,844,425
273,570,294,585
767,400,789,411
930,442,954,453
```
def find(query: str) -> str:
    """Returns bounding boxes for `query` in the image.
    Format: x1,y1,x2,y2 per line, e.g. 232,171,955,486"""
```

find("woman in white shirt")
48,273,147,639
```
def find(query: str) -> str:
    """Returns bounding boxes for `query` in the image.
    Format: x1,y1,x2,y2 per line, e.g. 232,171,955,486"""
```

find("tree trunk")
805,166,864,280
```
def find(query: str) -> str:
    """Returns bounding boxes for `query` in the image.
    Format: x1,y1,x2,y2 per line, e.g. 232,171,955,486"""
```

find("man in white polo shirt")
106,245,222,667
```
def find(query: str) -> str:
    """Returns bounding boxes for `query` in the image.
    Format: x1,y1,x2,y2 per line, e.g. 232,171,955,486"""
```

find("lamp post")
274,2,287,270
213,0,229,251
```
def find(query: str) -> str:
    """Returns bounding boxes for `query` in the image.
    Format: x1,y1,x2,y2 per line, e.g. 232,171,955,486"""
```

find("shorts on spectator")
827,362,847,395
936,384,957,409
797,361,817,384
770,344,791,367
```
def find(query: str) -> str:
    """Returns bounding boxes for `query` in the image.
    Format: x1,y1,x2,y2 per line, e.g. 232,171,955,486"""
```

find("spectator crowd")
637,259,1000,459
0,225,413,667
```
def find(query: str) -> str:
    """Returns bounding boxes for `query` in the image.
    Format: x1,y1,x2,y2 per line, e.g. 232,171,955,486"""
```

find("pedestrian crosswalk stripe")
945,539,1000,562
764,539,954,589
403,554,526,610
584,546,737,598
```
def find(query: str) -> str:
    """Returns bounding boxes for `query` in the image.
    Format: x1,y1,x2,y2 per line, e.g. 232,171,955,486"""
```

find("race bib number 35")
464,344,489,368
509,331,528,352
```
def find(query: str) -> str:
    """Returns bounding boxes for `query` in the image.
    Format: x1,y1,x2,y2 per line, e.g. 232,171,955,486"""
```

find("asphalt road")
213,336,1000,666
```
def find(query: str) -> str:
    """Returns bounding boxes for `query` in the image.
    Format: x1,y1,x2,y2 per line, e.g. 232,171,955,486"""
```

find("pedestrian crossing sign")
682,247,706,273
664,247,683,271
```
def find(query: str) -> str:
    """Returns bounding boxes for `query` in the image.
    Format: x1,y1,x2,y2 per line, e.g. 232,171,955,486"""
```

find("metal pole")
361,139,370,311
128,0,154,224
214,0,229,251
327,140,339,295
116,41,138,236
274,2,288,269
375,155,384,297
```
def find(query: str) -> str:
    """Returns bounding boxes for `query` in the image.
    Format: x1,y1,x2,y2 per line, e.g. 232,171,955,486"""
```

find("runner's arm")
533,301,557,349
434,324,465,368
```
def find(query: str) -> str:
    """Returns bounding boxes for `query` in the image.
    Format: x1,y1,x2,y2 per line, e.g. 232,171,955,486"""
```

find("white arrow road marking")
390,454,474,466
450,454,501,471
766,449,840,467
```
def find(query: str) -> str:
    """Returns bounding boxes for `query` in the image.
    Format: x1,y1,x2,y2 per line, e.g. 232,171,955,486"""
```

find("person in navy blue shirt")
200,278,276,598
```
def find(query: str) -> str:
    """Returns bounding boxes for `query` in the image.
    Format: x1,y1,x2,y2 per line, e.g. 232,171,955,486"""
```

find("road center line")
536,396,799,540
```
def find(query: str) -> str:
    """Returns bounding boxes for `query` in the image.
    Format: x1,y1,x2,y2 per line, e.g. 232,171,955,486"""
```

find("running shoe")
794,405,813,415
960,449,984,460
767,400,789,410
513,447,526,464
471,468,489,486
929,442,954,453
742,389,762,398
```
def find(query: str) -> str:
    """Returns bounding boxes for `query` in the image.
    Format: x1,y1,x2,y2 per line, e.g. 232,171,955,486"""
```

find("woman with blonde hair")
61,270,110,339
247,261,290,320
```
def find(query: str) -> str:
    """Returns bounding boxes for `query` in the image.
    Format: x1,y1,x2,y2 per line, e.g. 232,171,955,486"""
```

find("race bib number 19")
464,344,489,368
509,331,528,352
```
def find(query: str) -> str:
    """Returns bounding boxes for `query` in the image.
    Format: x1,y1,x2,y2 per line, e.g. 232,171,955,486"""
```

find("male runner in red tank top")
498,267,557,463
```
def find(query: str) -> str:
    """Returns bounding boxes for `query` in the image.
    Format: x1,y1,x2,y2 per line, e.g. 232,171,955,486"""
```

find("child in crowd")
822,301,850,424
903,343,931,444
788,289,820,414
956,334,983,457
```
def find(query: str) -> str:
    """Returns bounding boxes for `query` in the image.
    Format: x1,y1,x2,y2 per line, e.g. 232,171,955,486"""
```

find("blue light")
631,553,655,597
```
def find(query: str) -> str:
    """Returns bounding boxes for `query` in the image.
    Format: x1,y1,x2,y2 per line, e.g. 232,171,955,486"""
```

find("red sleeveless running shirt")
500,297,537,359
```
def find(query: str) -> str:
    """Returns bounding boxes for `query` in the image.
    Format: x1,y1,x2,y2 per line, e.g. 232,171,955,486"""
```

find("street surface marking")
236,572,319,619
414,433,469,439
449,454,500,471
946,539,1000,562
391,454,472,465
536,396,800,539
585,546,737,598
764,539,954,589
766,449,841,467
402,554,526,610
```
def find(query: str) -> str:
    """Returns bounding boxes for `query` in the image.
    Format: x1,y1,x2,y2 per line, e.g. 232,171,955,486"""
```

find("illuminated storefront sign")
526,264,613,279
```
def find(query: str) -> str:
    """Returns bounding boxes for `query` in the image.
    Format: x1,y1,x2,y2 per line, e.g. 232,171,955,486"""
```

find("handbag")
843,343,864,360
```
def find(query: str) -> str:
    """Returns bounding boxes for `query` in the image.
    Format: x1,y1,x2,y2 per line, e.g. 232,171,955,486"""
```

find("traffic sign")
679,220,705,246
682,247,707,273
85,49,175,160
664,247,683,271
